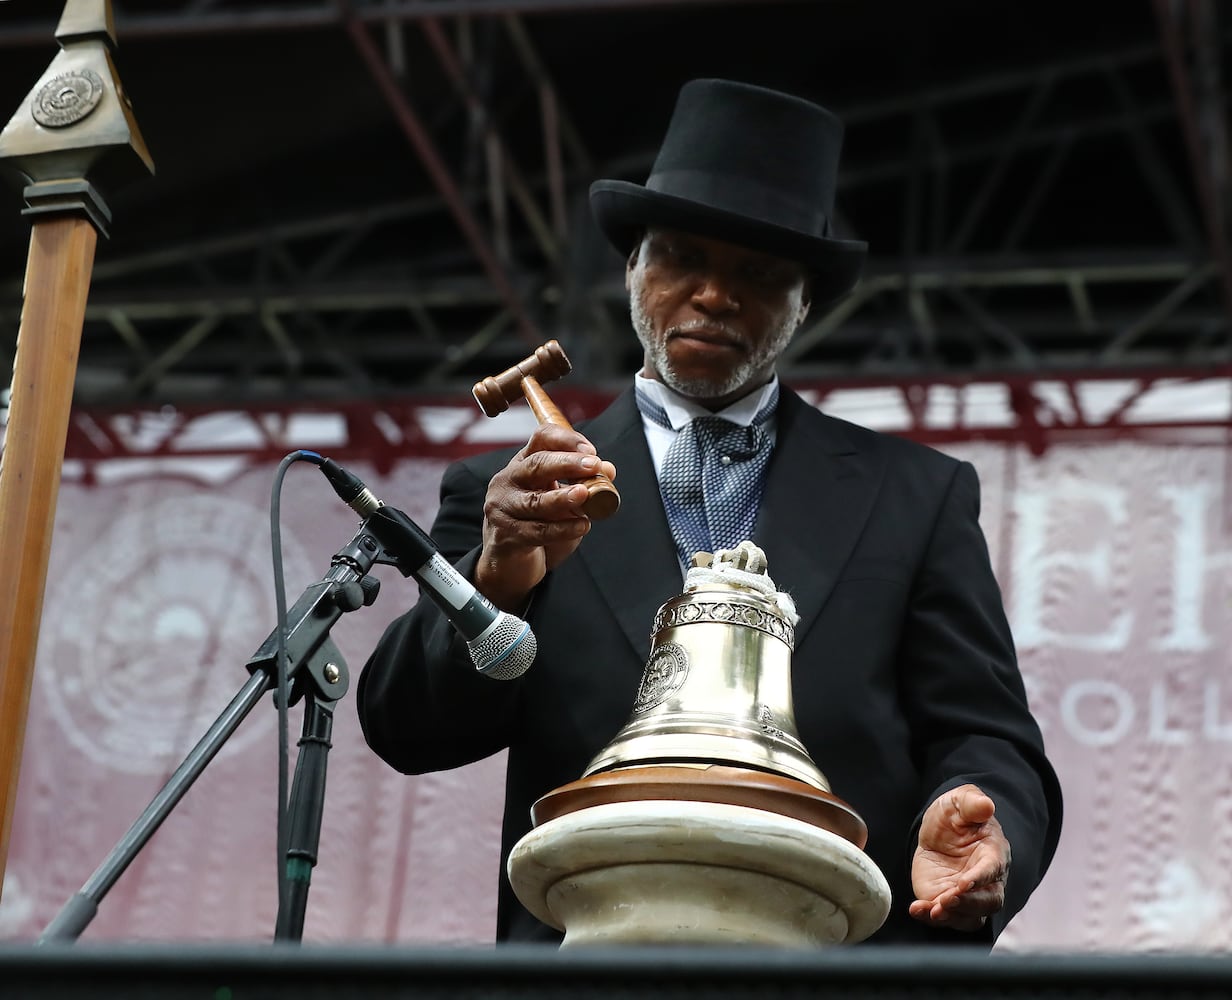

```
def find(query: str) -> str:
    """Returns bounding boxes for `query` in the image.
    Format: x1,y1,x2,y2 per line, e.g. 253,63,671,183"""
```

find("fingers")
908,901,991,933
912,849,1007,908
510,425,617,493
908,876,1006,931
508,448,609,493
484,479,593,547
960,850,1011,894
925,783,994,834
909,844,1009,931
476,427,616,608
949,785,996,827
910,785,1011,934
919,785,1001,856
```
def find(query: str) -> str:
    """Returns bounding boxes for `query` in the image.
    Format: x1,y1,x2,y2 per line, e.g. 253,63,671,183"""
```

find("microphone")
315,457,536,680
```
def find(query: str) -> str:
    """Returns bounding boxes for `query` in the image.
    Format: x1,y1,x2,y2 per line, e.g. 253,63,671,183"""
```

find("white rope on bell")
683,541,799,625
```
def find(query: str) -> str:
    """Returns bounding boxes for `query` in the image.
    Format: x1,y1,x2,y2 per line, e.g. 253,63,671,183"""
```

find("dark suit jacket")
357,385,1063,946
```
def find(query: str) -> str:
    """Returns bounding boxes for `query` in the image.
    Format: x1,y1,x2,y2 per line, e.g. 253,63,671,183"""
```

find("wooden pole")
0,0,152,899
0,216,98,889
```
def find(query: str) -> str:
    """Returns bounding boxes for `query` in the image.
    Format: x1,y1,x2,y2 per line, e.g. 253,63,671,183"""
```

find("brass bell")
584,542,832,792
513,542,889,946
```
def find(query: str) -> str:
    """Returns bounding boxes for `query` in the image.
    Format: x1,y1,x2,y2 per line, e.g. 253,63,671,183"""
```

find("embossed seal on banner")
32,69,105,128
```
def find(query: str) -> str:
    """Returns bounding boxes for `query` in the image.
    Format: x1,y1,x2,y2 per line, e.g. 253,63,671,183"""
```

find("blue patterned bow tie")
636,386,777,568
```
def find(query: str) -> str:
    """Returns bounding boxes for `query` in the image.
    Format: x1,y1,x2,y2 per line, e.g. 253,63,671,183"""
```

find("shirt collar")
633,372,779,431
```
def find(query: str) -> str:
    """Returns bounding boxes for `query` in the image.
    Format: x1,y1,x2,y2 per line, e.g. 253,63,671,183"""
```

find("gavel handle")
519,374,569,426
521,375,621,520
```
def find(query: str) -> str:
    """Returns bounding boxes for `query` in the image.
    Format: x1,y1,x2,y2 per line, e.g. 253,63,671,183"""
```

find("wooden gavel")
473,340,621,520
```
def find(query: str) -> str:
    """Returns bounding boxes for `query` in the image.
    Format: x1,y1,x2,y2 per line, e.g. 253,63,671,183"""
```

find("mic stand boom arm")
38,523,392,944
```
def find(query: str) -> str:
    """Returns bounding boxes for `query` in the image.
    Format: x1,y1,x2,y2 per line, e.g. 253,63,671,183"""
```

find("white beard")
629,266,806,401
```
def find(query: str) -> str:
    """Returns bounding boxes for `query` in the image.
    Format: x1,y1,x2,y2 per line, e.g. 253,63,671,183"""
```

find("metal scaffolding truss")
0,0,1228,404
41,372,1232,481
0,0,787,45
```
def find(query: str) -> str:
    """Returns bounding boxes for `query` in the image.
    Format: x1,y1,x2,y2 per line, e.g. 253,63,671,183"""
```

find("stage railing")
2,944,1231,999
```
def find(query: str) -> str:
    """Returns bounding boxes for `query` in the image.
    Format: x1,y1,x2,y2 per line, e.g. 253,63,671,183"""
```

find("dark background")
0,0,1227,405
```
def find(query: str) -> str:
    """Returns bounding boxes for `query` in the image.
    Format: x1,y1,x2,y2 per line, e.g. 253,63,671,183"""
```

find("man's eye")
746,263,795,285
669,246,702,267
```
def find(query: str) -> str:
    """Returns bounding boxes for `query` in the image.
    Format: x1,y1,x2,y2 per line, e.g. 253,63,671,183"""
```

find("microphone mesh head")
470,613,537,680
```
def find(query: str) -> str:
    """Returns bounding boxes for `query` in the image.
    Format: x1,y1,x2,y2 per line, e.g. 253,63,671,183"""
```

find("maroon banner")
1,378,1230,950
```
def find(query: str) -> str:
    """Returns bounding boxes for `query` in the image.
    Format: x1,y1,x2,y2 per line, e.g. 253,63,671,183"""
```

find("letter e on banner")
1012,484,1132,651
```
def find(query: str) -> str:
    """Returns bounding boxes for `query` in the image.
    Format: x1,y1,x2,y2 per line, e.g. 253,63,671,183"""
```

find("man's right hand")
475,424,617,611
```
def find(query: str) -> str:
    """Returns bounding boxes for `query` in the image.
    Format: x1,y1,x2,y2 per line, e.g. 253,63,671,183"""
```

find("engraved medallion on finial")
32,69,104,129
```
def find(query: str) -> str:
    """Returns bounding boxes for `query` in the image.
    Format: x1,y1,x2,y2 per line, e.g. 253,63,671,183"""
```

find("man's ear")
797,278,813,326
625,242,641,291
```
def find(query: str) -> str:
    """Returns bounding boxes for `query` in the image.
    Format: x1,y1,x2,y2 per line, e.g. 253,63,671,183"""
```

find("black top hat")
590,78,866,306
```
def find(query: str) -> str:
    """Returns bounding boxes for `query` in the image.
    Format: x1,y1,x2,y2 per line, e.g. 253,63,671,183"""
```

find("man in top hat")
357,79,1062,945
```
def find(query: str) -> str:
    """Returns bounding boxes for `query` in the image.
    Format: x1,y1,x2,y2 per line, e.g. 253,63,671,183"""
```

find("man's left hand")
908,783,1010,932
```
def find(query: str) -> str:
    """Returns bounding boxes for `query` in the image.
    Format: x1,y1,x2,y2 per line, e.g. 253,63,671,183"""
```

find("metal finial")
55,0,118,48
0,0,153,237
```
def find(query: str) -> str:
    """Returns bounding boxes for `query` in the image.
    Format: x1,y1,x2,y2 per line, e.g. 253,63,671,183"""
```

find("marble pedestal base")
507,798,891,948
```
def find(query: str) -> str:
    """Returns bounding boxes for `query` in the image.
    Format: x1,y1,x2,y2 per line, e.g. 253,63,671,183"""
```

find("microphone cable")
268,448,326,938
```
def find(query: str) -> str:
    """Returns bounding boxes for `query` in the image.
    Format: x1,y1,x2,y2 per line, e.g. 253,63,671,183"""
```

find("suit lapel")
754,388,887,642
575,390,682,663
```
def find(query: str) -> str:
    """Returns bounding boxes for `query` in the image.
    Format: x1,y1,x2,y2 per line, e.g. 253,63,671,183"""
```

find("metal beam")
1153,0,1232,319
338,0,544,347
420,16,561,265
0,0,814,46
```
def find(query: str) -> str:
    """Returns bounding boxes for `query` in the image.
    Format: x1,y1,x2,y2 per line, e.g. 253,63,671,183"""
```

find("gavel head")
472,340,573,417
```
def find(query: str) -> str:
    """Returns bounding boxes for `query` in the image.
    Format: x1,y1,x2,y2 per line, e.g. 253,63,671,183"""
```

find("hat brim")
590,179,867,306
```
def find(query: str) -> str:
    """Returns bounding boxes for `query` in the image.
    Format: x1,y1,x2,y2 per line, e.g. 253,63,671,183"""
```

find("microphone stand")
38,522,393,944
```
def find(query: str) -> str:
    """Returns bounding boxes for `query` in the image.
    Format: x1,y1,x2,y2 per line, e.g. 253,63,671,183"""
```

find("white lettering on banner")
1012,485,1132,651
1061,680,1134,746
1058,679,1232,746
1155,484,1232,652
1149,684,1190,745
1206,681,1232,740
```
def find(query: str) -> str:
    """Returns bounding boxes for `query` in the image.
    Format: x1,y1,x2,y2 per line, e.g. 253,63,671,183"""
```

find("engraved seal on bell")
633,641,689,713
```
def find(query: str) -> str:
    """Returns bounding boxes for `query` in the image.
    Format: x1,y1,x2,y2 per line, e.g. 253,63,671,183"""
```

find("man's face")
627,228,811,409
